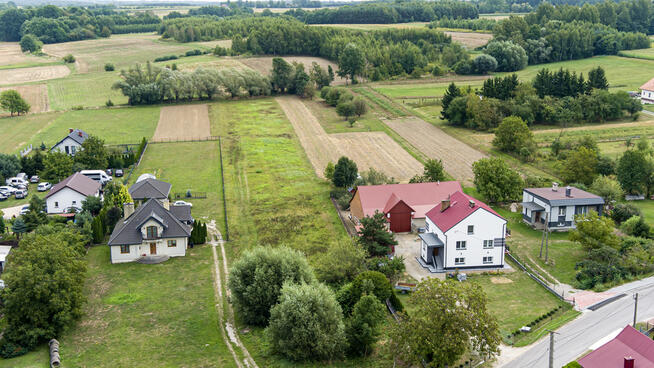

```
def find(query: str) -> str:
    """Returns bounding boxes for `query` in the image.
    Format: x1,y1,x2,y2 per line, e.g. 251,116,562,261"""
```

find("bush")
339,271,392,316
484,40,527,72
104,63,115,71
19,34,42,53
0,339,28,359
63,54,75,63
185,49,202,56
453,59,473,75
71,105,84,110
153,55,178,62
105,99,114,107
611,203,641,225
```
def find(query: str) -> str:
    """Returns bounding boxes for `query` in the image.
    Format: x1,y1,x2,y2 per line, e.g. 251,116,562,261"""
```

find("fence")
173,191,207,199
20,144,32,157
149,136,219,144
122,140,148,184
218,137,229,241
505,252,568,303
331,198,357,237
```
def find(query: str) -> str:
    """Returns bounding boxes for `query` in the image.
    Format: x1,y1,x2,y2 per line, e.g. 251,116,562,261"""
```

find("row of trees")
113,62,271,105
160,16,460,80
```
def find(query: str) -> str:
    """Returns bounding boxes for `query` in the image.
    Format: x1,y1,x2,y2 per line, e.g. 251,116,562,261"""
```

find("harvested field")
0,84,49,114
445,31,493,49
0,65,70,86
241,56,346,85
177,57,247,72
194,40,232,49
385,117,487,184
0,42,53,67
152,104,211,142
276,96,422,181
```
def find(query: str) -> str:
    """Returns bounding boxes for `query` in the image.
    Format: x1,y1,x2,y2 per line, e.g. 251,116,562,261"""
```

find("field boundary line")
218,136,229,241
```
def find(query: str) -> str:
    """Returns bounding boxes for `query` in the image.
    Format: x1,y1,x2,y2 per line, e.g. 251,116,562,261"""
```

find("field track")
385,117,486,184
276,95,422,181
0,65,70,85
0,84,49,114
153,104,211,141
242,57,346,85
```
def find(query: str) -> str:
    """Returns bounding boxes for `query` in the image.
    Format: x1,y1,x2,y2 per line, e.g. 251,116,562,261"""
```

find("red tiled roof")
383,193,415,213
354,182,462,219
425,191,504,233
579,325,654,368
641,78,654,92
45,172,101,199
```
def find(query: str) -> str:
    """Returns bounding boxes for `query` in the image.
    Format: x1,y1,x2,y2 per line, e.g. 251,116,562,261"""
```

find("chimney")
469,200,475,208
440,199,450,212
78,131,83,137
624,357,634,368
566,186,572,197
69,128,73,133
552,182,559,192
163,198,170,211
123,202,134,219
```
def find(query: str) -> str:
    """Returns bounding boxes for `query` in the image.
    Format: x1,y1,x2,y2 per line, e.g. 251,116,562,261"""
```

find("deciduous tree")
492,116,534,154
589,175,623,204
75,135,108,170
338,43,365,84
40,152,73,182
332,156,358,188
472,157,523,203
0,90,30,116
346,294,386,357
569,211,619,251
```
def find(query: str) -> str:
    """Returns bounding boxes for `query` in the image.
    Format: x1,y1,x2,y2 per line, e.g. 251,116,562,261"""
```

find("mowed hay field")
0,65,70,86
445,31,493,49
43,34,208,73
241,56,347,85
374,79,486,98
0,112,62,153
385,117,486,184
276,96,422,181
47,72,127,110
152,104,212,141
0,42,59,68
0,84,49,114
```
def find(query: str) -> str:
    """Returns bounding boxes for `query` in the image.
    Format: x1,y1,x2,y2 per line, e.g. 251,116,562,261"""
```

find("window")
425,222,430,231
146,226,158,239
467,225,474,234
455,257,465,265
456,241,466,250
54,201,59,208
483,240,494,249
483,256,493,264
72,200,76,205
71,146,76,154
167,240,177,247
120,245,130,254
558,207,566,216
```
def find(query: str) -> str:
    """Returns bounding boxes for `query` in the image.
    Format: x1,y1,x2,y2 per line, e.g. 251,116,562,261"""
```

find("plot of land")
445,31,493,49
0,42,56,67
0,84,49,114
373,80,486,98
241,56,346,85
385,117,487,184
0,65,70,86
313,22,429,31
0,112,61,154
276,96,422,181
153,104,212,142
47,72,127,110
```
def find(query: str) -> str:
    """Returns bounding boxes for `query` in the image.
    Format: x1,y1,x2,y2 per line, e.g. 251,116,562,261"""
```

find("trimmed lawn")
26,107,160,148
0,112,62,154
47,72,127,110
0,245,236,368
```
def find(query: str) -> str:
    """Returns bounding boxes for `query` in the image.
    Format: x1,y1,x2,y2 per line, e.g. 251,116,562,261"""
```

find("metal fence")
173,192,207,199
122,141,148,184
505,252,568,302
150,136,219,144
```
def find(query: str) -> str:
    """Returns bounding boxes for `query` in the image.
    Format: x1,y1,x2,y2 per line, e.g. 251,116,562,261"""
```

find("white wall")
442,208,506,269
110,237,188,263
46,188,93,214
52,137,82,155
140,219,165,239
522,191,551,220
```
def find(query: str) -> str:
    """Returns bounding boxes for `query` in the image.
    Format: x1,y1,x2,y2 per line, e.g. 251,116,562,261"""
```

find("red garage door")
389,211,411,232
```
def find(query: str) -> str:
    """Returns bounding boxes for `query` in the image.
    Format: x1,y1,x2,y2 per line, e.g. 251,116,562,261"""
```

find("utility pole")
547,329,559,368
633,293,639,327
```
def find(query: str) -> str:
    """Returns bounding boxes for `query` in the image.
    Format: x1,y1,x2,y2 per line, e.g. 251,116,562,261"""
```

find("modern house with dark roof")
50,129,88,156
107,199,191,263
578,325,654,368
522,183,604,231
128,177,172,205
349,181,463,233
44,172,101,214
419,191,507,272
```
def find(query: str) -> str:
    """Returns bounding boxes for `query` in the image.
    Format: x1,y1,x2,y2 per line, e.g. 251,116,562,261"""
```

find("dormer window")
146,226,158,239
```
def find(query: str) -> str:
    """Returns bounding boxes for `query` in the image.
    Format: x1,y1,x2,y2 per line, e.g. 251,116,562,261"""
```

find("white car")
37,182,52,192
0,186,17,195
19,205,30,215
30,175,39,183
173,200,192,207
6,177,28,187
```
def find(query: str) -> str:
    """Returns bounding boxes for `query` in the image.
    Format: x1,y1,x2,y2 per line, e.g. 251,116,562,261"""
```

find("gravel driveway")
1,205,24,219
395,233,444,281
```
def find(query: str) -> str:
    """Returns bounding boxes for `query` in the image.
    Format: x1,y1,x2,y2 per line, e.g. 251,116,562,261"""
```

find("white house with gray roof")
107,199,191,263
521,183,604,231
50,129,88,156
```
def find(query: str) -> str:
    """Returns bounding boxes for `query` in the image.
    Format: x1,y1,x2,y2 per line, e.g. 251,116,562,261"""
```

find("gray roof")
51,129,88,150
524,187,605,207
108,199,191,246
170,205,193,222
419,232,444,247
521,202,545,211
128,178,172,200
45,172,101,199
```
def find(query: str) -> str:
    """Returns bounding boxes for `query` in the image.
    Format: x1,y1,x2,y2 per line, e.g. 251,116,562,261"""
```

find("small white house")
44,172,101,214
418,191,507,272
50,129,88,155
640,78,654,104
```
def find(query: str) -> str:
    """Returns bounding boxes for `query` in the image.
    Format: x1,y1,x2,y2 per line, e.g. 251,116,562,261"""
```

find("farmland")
47,72,127,110
0,84,49,115
0,112,62,153
152,104,212,142
0,65,71,86
0,42,58,68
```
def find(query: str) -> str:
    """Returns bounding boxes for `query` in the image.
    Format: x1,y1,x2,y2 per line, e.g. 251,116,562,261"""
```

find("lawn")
373,80,484,98
0,245,236,368
0,112,63,154
304,98,386,133
47,72,127,110
130,140,225,228
618,47,654,61
506,55,654,91
630,200,654,224
25,107,160,148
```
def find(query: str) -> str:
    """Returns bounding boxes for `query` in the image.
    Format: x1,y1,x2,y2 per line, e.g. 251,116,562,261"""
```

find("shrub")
105,99,114,107
0,339,27,359
63,54,75,63
611,203,641,224
153,55,178,62
185,49,202,56
71,105,84,110
104,63,115,71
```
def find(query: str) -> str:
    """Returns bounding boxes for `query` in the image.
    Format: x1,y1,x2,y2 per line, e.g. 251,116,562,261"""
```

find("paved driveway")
395,234,444,281
1,205,24,219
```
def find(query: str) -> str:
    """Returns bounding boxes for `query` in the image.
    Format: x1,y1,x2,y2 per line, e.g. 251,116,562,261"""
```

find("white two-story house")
522,184,604,231
418,190,507,272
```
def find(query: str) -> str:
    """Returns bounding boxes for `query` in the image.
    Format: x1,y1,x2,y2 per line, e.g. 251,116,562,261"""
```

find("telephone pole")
633,293,639,327
548,330,558,368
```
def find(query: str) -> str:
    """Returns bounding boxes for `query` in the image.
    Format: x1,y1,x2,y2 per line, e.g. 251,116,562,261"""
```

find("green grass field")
631,200,654,223
373,81,484,98
0,112,63,154
312,22,428,31
0,245,236,368
47,72,127,110
304,99,385,133
25,107,160,148
618,47,654,61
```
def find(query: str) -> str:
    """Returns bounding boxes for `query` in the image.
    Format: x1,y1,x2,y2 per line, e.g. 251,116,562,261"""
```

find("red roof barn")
578,325,654,368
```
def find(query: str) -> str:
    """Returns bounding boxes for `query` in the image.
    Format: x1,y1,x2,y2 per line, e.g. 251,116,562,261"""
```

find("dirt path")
276,95,422,181
152,104,212,142
385,117,486,184
207,221,258,368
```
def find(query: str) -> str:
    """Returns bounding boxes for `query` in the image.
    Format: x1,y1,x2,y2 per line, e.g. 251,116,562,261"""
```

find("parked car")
106,169,113,176
6,177,28,187
15,183,27,190
0,193,7,201
16,173,28,181
115,169,124,177
19,205,29,215
14,189,28,199
29,175,39,183
173,200,192,207
0,186,17,195
37,182,52,192
80,170,112,186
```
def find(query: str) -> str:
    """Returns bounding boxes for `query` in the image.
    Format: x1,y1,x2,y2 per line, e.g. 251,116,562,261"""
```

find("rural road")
500,276,654,368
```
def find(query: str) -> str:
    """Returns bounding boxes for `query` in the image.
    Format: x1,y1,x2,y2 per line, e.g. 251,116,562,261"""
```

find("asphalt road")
501,275,654,368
